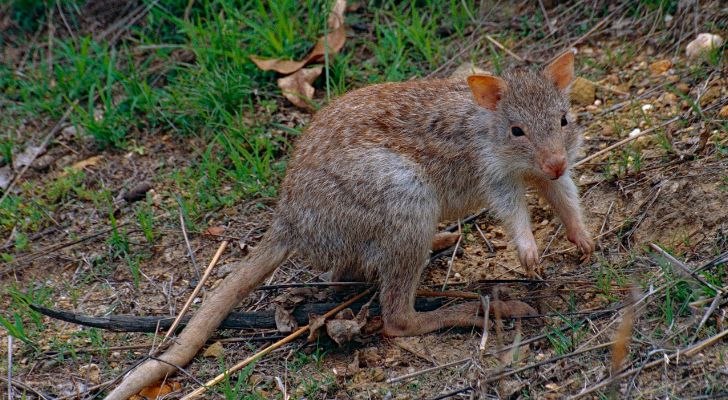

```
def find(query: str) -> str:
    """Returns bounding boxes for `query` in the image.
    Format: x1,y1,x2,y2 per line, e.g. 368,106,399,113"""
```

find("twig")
180,288,373,399
441,221,463,291
161,241,228,347
693,292,724,342
649,243,722,294
546,4,624,65
574,116,680,167
474,223,495,253
178,197,201,280
484,34,525,62
259,281,369,290
538,0,556,34
432,341,617,400
387,357,470,384
569,327,728,399
416,289,479,300
0,376,49,400
6,335,11,400
479,295,490,352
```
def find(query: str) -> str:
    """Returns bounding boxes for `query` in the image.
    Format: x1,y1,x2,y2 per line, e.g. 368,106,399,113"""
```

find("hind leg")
371,219,484,336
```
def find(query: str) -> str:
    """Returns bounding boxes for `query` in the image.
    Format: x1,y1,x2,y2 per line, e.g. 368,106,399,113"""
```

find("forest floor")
1,1,727,399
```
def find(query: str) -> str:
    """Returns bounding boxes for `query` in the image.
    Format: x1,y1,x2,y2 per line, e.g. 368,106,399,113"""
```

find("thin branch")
574,116,681,167
177,196,201,280
180,288,374,399
650,243,722,293
161,240,228,346
387,358,471,384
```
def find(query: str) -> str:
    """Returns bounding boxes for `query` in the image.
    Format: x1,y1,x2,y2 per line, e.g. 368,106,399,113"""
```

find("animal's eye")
561,115,568,127
511,127,525,137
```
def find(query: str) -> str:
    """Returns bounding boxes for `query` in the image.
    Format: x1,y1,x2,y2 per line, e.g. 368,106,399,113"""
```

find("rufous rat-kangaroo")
107,51,594,398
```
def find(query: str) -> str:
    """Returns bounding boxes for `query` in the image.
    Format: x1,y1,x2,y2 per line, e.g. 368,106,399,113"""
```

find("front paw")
567,229,595,261
517,244,541,277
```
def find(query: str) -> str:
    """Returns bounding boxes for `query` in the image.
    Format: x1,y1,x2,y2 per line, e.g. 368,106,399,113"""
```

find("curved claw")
568,229,595,263
517,243,541,277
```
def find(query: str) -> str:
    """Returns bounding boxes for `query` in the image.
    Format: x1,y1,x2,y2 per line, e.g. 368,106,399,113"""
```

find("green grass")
1,0,490,241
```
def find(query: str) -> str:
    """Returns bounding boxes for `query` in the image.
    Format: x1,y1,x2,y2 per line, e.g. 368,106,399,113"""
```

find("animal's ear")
467,75,507,111
543,50,575,91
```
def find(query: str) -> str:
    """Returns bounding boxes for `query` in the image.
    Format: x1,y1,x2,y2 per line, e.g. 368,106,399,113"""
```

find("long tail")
105,234,290,400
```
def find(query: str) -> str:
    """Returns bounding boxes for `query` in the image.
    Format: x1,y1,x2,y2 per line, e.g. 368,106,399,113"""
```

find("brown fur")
106,52,594,398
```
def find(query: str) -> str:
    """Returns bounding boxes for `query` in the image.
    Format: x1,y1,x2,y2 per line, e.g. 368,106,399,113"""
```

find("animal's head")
467,51,580,180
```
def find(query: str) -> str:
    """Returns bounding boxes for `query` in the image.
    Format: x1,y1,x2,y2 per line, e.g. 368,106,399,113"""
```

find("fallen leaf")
649,59,672,75
277,66,323,109
62,155,103,176
137,381,182,399
308,313,327,342
327,318,361,346
203,341,224,358
719,105,728,118
13,145,46,169
250,0,347,75
79,363,101,384
204,226,225,236
274,304,298,333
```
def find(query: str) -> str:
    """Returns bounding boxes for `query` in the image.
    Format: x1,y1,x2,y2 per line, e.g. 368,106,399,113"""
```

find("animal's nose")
542,156,567,179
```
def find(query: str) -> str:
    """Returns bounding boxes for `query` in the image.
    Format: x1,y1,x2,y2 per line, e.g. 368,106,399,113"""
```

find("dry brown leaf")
62,155,103,176
137,380,182,399
274,304,298,333
277,66,323,109
79,363,101,384
250,0,346,75
328,0,346,30
249,57,308,75
307,313,327,342
326,318,361,346
204,226,225,236
202,341,224,358
719,105,728,118
649,59,672,75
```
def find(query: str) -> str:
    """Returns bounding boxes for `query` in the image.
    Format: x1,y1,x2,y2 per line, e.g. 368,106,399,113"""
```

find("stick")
441,221,463,291
386,358,470,384
180,288,373,399
178,198,201,280
649,243,721,294
161,241,228,345
479,295,490,352
574,116,680,167
569,327,728,399
484,34,525,62
6,335,11,400
0,376,49,400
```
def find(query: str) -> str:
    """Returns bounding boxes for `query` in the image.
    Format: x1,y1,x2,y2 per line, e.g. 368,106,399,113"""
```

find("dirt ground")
1,1,727,399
